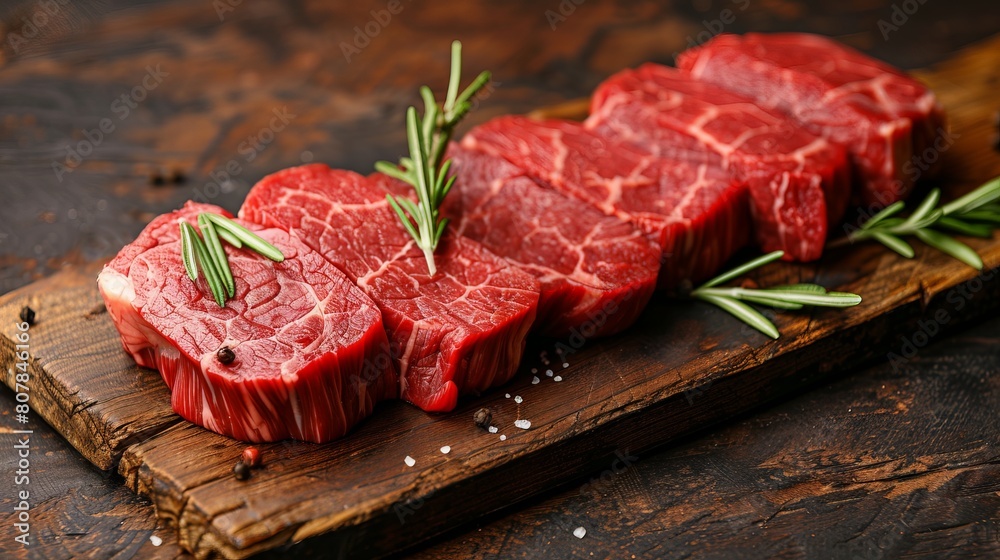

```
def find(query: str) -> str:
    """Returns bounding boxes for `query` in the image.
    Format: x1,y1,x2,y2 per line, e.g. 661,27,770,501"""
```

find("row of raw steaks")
99,33,946,442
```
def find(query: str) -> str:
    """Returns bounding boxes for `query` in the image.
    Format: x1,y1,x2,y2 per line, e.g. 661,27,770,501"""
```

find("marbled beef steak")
98,202,397,443
678,32,947,206
588,63,852,261
374,144,662,338
240,165,539,413
462,116,751,289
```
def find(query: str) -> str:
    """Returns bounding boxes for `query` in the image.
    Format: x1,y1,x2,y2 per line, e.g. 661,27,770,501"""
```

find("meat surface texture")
98,202,397,443
677,32,947,206
375,145,662,338
240,165,539,413
588,63,852,261
462,116,751,289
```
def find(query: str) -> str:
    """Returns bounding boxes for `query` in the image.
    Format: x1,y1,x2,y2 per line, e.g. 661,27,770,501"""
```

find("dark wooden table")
0,1,998,558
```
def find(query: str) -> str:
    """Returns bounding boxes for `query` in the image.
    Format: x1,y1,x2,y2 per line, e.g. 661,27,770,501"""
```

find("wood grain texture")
413,317,1000,560
0,262,181,470
1,0,999,558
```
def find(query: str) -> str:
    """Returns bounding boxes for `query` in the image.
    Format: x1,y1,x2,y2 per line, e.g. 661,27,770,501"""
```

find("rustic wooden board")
2,32,1000,560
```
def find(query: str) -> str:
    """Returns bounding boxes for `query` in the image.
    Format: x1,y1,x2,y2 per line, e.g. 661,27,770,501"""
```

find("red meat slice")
677,33,947,206
240,165,539,412
98,202,396,443
372,144,662,338
588,63,852,261
462,116,751,289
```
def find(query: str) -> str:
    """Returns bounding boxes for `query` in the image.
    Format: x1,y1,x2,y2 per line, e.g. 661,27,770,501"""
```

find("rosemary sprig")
376,40,491,276
690,251,863,339
834,176,1000,269
179,212,284,307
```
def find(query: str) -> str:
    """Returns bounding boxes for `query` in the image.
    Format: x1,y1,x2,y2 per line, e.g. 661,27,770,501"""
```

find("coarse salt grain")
499,434,506,441
404,456,415,467
554,376,563,382
532,376,540,385
514,395,523,404
488,425,498,433
562,362,569,368
440,446,451,454
150,535,163,546
573,527,586,539
505,393,511,398
546,369,553,377
514,419,531,430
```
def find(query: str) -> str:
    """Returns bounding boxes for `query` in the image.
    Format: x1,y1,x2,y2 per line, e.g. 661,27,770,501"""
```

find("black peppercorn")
233,460,250,481
473,407,492,430
19,306,35,325
217,346,236,364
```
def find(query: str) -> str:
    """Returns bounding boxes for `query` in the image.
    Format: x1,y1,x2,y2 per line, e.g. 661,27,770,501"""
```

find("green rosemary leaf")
914,229,983,269
871,231,915,258
697,294,780,340
199,215,235,298
386,195,421,242
379,41,489,276
374,161,412,184
698,250,784,289
452,71,491,119
185,223,226,307
861,201,906,230
444,40,463,112
737,288,862,307
766,283,828,294
215,227,242,249
935,216,995,238
958,209,1000,225
690,252,861,338
735,294,805,310
180,222,199,281
941,176,1000,216
205,214,284,262
899,188,940,226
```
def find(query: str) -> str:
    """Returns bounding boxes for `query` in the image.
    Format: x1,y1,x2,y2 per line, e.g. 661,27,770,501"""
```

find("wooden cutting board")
2,35,1000,560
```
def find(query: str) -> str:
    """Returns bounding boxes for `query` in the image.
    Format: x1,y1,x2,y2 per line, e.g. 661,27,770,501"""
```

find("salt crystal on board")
514,419,531,430
554,376,563,382
500,434,506,441
440,446,451,454
150,536,163,546
573,527,586,539
514,395,523,404
532,376,540,385
488,426,498,433
404,456,415,467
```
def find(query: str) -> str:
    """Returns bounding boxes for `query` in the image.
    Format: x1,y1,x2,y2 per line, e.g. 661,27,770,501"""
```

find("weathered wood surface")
1,0,1000,558
0,262,179,470
415,316,1000,560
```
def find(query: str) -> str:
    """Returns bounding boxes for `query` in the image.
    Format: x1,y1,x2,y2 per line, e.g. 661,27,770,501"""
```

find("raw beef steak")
588,63,852,261
373,144,662,338
98,202,396,443
677,33,947,206
240,165,539,413
462,116,751,289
